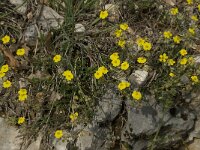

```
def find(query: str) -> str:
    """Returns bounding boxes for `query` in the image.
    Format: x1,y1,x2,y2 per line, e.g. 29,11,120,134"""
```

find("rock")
194,56,200,64
75,122,111,150
0,117,22,150
188,120,200,141
95,86,122,123
52,130,75,150
105,4,120,22
163,0,176,6
132,140,148,150
122,100,159,140
190,91,200,111
180,75,190,84
24,25,38,46
24,6,64,46
9,0,27,15
53,140,68,150
189,91,200,141
37,5,64,30
128,70,148,86
155,108,195,149
75,24,85,33
27,135,42,150
28,70,51,80
121,98,195,148
187,139,200,150
164,110,194,133
49,91,62,102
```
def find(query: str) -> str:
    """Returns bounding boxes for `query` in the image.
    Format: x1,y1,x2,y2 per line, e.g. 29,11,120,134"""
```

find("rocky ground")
1,86,200,149
1,0,200,149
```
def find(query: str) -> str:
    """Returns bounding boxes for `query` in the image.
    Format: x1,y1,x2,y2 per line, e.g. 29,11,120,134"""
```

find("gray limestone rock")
95,86,122,123
75,122,111,150
121,98,195,148
105,4,120,22
128,70,148,86
24,6,64,46
27,135,42,150
37,5,64,30
24,25,38,46
75,24,86,33
122,101,159,140
0,118,22,150
9,0,27,15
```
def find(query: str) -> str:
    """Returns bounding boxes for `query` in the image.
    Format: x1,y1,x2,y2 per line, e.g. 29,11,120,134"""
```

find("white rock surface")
37,5,64,29
105,4,119,22
24,25,38,46
75,24,86,33
75,123,110,150
9,0,27,15
0,118,22,150
27,135,42,150
187,139,200,150
24,5,64,46
194,56,200,64
95,86,122,123
76,128,93,150
129,70,148,85
53,140,69,150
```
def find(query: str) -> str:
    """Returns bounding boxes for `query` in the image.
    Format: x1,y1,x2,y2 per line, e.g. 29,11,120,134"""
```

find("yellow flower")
187,0,193,5
120,61,129,70
169,72,175,77
70,112,78,122
1,64,9,73
115,29,122,38
191,75,199,83
159,53,168,62
163,31,172,39
137,57,147,64
99,10,108,19
191,15,198,21
118,81,130,90
0,71,5,78
168,59,175,66
173,35,181,44
120,23,129,31
118,40,126,48
198,4,200,11
94,70,103,79
132,90,142,101
62,70,74,81
18,89,27,95
18,117,25,124
112,59,121,67
179,58,188,65
136,38,145,47
53,54,62,63
98,66,108,74
1,35,10,44
110,52,119,60
19,94,27,102
179,49,187,56
170,8,179,15
16,48,25,56
18,89,28,102
188,28,195,35
54,130,63,139
142,42,152,51
3,80,11,88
